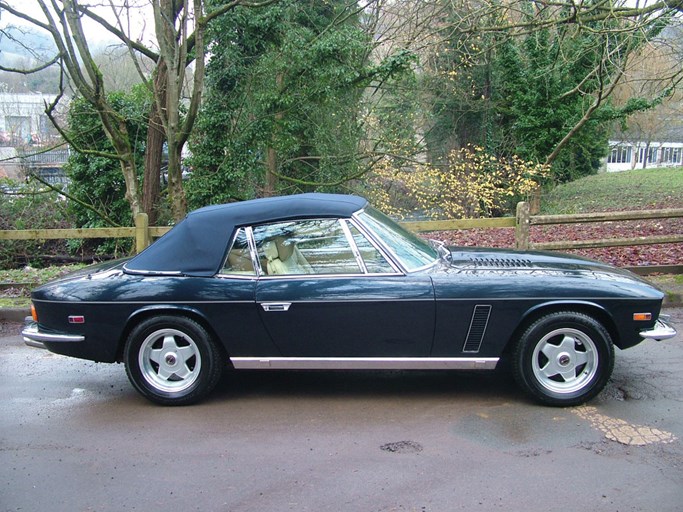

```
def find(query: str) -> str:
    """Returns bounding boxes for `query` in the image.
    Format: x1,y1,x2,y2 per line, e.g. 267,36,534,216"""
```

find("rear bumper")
640,315,677,341
22,320,85,349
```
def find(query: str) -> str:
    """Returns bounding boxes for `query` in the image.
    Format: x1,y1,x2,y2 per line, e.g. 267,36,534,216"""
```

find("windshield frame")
353,206,439,272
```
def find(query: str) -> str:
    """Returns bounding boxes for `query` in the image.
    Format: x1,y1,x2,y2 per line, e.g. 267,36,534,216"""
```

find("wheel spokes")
139,329,201,392
539,334,585,382
533,328,597,393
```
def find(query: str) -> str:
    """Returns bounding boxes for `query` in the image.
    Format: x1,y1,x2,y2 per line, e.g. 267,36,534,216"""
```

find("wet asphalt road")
1,309,682,512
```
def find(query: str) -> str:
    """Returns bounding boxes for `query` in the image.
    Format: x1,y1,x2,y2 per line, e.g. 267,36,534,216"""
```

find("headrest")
262,241,279,261
274,236,294,261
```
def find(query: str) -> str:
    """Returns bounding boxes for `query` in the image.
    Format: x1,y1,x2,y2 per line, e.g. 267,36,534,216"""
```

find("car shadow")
211,368,526,404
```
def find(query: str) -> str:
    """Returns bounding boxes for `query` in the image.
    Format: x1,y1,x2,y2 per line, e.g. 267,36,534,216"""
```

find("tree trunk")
101,110,141,217
264,72,284,197
117,158,141,217
265,146,278,196
143,62,168,225
166,142,187,219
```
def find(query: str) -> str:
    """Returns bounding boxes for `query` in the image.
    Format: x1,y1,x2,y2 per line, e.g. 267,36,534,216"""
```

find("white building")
0,92,57,146
0,146,21,179
605,140,683,172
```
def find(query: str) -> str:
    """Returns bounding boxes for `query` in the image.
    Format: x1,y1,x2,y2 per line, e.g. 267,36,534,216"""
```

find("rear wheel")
124,316,224,405
513,311,614,406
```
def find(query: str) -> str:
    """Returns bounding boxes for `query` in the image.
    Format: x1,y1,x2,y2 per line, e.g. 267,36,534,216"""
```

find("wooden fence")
0,214,171,255
404,202,683,249
2,203,683,272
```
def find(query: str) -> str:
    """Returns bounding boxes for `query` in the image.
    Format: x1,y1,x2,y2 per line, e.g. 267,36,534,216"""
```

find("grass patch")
541,167,683,214
0,264,85,285
0,265,86,310
0,296,30,308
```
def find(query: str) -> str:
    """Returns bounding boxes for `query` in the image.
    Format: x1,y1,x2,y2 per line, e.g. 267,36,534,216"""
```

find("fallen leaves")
433,217,683,267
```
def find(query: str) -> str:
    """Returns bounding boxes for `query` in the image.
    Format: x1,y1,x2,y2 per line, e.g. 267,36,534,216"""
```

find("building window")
608,145,632,164
647,147,658,164
660,147,681,164
6,116,31,141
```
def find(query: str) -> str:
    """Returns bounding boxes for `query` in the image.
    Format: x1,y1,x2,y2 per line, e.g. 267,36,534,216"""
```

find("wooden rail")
0,214,171,254
402,203,683,253
1,204,682,267
517,203,683,251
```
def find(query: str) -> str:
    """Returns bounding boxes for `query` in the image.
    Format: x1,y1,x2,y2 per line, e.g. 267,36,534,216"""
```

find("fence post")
515,201,530,250
135,213,150,254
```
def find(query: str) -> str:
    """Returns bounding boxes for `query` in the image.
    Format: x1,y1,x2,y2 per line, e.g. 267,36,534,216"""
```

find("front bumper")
640,315,677,341
22,320,85,349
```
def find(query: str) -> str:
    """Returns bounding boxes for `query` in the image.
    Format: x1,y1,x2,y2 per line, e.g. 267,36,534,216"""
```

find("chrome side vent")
463,305,492,353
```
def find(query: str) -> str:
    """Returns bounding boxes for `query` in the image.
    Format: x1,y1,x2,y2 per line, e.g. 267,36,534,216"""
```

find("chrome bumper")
640,315,677,341
22,321,85,349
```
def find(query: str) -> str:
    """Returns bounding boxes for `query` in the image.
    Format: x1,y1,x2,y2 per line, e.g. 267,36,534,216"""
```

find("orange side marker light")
633,313,652,322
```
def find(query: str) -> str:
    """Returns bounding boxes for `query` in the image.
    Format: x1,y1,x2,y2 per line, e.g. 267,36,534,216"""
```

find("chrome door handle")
261,302,292,312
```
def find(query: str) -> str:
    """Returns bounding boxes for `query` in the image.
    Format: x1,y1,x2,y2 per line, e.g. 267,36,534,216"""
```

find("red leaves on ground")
432,217,683,267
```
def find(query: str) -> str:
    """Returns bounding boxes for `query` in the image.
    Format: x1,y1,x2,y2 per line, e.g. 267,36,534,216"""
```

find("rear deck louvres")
463,305,492,353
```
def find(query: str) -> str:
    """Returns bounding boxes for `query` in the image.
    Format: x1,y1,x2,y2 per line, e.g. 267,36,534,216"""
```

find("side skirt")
230,357,499,370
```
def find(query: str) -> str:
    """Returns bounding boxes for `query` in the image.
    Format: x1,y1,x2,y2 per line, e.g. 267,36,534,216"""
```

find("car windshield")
356,206,439,271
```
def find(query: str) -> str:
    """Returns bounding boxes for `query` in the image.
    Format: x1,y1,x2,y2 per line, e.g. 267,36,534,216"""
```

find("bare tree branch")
0,54,61,74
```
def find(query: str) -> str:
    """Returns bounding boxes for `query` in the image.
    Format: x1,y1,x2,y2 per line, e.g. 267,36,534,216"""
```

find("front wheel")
513,311,614,407
124,316,224,405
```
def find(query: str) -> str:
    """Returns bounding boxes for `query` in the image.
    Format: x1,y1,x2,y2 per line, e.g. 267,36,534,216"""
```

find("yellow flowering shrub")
365,146,549,219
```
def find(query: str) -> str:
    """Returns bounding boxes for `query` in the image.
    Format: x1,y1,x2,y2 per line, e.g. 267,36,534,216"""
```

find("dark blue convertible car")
23,193,676,406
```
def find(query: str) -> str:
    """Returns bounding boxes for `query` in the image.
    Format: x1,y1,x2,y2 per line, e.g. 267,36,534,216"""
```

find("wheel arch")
115,305,228,363
503,300,619,359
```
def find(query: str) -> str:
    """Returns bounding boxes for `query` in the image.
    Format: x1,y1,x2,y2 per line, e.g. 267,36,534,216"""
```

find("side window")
221,228,256,276
253,219,362,276
348,224,395,274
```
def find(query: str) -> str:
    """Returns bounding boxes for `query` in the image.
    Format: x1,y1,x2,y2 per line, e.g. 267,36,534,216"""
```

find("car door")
211,227,278,357
250,218,435,362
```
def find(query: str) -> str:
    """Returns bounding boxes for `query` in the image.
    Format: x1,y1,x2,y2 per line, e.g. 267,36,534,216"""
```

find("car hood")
443,246,658,286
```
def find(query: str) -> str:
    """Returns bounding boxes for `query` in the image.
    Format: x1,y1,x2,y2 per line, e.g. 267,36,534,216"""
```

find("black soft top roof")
124,193,368,277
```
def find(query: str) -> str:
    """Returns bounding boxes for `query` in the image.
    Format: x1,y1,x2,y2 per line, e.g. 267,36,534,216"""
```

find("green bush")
0,178,74,269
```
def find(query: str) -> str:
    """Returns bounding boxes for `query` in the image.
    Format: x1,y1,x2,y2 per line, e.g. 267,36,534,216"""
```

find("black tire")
124,315,224,405
513,311,614,407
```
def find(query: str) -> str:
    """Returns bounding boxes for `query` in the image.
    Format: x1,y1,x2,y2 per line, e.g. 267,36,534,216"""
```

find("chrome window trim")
345,218,401,275
255,270,403,280
351,209,439,274
215,273,258,280
246,216,405,279
245,226,263,277
339,219,368,274
218,226,259,278
348,214,404,274
124,269,184,277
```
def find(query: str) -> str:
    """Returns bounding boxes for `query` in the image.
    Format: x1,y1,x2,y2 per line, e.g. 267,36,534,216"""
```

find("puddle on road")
454,402,678,450
572,405,677,446
455,403,573,449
